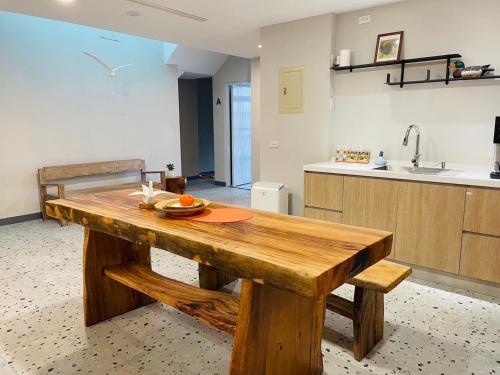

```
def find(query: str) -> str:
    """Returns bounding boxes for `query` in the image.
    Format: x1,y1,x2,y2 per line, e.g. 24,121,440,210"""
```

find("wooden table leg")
83,228,156,326
352,287,384,361
230,279,325,375
198,264,238,291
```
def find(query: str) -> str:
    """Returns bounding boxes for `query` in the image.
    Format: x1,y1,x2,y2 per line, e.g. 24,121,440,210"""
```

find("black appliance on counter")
492,116,500,179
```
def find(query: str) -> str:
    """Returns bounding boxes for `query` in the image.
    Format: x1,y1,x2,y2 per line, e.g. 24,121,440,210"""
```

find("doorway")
229,83,252,189
178,77,215,180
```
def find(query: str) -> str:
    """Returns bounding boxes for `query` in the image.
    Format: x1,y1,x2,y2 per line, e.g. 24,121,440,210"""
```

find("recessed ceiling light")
258,44,262,49
56,0,76,4
126,10,141,16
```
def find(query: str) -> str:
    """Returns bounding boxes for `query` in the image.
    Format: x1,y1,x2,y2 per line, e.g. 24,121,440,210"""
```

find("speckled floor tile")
0,182,499,374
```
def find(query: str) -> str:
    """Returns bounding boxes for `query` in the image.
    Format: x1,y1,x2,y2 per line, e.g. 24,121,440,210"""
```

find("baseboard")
214,180,226,186
394,261,500,299
0,212,42,226
187,172,215,181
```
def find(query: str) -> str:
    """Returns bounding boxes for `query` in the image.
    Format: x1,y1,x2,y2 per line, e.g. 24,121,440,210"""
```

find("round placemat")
184,208,253,223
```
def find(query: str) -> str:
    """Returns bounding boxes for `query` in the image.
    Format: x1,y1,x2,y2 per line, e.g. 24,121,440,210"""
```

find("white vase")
166,170,175,178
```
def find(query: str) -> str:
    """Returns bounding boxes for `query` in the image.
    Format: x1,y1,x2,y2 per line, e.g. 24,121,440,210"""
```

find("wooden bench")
326,260,412,361
38,159,165,226
198,259,411,362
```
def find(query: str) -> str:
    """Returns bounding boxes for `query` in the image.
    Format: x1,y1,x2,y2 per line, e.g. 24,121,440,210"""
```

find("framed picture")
374,31,404,63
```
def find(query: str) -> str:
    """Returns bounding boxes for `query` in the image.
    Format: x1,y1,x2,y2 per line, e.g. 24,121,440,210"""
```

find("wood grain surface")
39,159,145,182
304,172,344,211
395,182,466,273
83,228,156,326
352,288,384,361
46,188,392,298
343,176,399,258
459,233,500,283
198,264,238,291
105,261,239,335
304,207,343,224
347,260,412,293
230,280,325,375
463,187,500,237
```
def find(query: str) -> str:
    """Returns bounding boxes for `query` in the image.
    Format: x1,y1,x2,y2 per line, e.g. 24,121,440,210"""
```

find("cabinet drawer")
304,173,343,211
304,207,342,223
460,233,500,283
463,187,500,237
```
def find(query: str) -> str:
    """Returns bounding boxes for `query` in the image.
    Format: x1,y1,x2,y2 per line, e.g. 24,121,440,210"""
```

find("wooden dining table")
45,189,392,375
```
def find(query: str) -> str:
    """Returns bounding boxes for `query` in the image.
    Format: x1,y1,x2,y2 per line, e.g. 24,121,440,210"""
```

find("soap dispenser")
374,151,387,166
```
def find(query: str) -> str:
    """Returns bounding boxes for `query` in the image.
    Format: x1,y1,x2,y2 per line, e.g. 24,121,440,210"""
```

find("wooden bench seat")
326,260,412,361
38,159,165,226
347,259,413,293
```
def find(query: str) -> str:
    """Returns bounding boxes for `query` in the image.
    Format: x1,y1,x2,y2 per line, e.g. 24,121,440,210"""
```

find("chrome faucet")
403,124,421,167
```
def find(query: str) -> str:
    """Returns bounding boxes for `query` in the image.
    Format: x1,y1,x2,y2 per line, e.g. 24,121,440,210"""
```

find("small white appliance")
251,182,288,214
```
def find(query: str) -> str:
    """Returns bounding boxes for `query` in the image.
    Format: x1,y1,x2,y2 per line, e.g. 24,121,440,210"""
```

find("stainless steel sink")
373,165,414,173
374,165,461,176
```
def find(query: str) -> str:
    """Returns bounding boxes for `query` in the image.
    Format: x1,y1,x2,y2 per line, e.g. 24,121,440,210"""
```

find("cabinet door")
463,187,500,237
304,207,342,223
343,177,398,259
460,233,500,283
304,173,343,211
395,182,466,273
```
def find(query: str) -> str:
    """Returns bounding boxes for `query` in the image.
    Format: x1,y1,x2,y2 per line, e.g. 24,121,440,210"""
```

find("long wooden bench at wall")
38,159,165,226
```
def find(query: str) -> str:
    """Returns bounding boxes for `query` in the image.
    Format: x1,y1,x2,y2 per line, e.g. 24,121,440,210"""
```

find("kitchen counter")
303,161,500,189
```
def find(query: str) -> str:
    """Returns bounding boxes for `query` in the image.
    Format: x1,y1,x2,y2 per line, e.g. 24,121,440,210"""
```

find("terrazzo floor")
0,181,499,374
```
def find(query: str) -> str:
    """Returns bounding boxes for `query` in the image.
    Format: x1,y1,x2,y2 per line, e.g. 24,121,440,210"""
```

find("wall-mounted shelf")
331,53,462,72
329,53,500,88
385,74,500,86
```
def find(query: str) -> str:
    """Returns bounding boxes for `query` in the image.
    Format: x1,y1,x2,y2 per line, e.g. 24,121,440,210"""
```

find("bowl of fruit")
154,194,210,216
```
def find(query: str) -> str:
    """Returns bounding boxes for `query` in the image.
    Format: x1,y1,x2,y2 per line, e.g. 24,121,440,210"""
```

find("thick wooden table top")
46,189,392,297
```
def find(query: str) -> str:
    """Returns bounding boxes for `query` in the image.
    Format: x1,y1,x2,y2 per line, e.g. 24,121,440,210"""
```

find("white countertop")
303,160,500,189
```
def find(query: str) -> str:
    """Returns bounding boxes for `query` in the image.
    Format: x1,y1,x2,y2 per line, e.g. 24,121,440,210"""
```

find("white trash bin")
251,182,288,214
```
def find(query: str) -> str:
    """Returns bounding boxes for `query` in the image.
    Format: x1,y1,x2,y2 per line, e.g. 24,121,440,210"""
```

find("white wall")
259,14,335,215
0,12,182,219
167,45,228,77
212,56,251,183
333,0,500,165
251,58,261,182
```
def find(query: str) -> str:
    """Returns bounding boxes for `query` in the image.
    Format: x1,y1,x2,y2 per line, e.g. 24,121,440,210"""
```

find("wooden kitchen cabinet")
304,172,343,211
304,207,343,223
460,233,500,283
395,182,466,273
463,187,500,237
343,177,399,259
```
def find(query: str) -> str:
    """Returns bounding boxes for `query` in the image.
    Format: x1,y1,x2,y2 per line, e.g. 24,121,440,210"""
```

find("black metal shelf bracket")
400,61,405,88
445,56,451,85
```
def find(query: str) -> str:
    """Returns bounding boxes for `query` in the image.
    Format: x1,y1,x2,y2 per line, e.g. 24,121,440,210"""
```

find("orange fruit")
179,194,195,207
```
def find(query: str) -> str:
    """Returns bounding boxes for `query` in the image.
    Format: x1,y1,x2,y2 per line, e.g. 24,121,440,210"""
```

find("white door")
230,84,252,187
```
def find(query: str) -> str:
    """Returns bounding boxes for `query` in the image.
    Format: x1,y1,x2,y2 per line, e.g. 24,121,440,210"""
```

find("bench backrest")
38,159,145,184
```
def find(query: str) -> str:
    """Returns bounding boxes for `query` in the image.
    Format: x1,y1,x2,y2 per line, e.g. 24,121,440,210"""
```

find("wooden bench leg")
352,287,384,361
83,228,156,326
198,264,238,291
57,184,68,227
230,279,325,375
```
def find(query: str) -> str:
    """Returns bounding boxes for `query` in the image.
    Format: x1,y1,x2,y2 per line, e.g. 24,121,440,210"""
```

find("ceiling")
0,0,406,58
